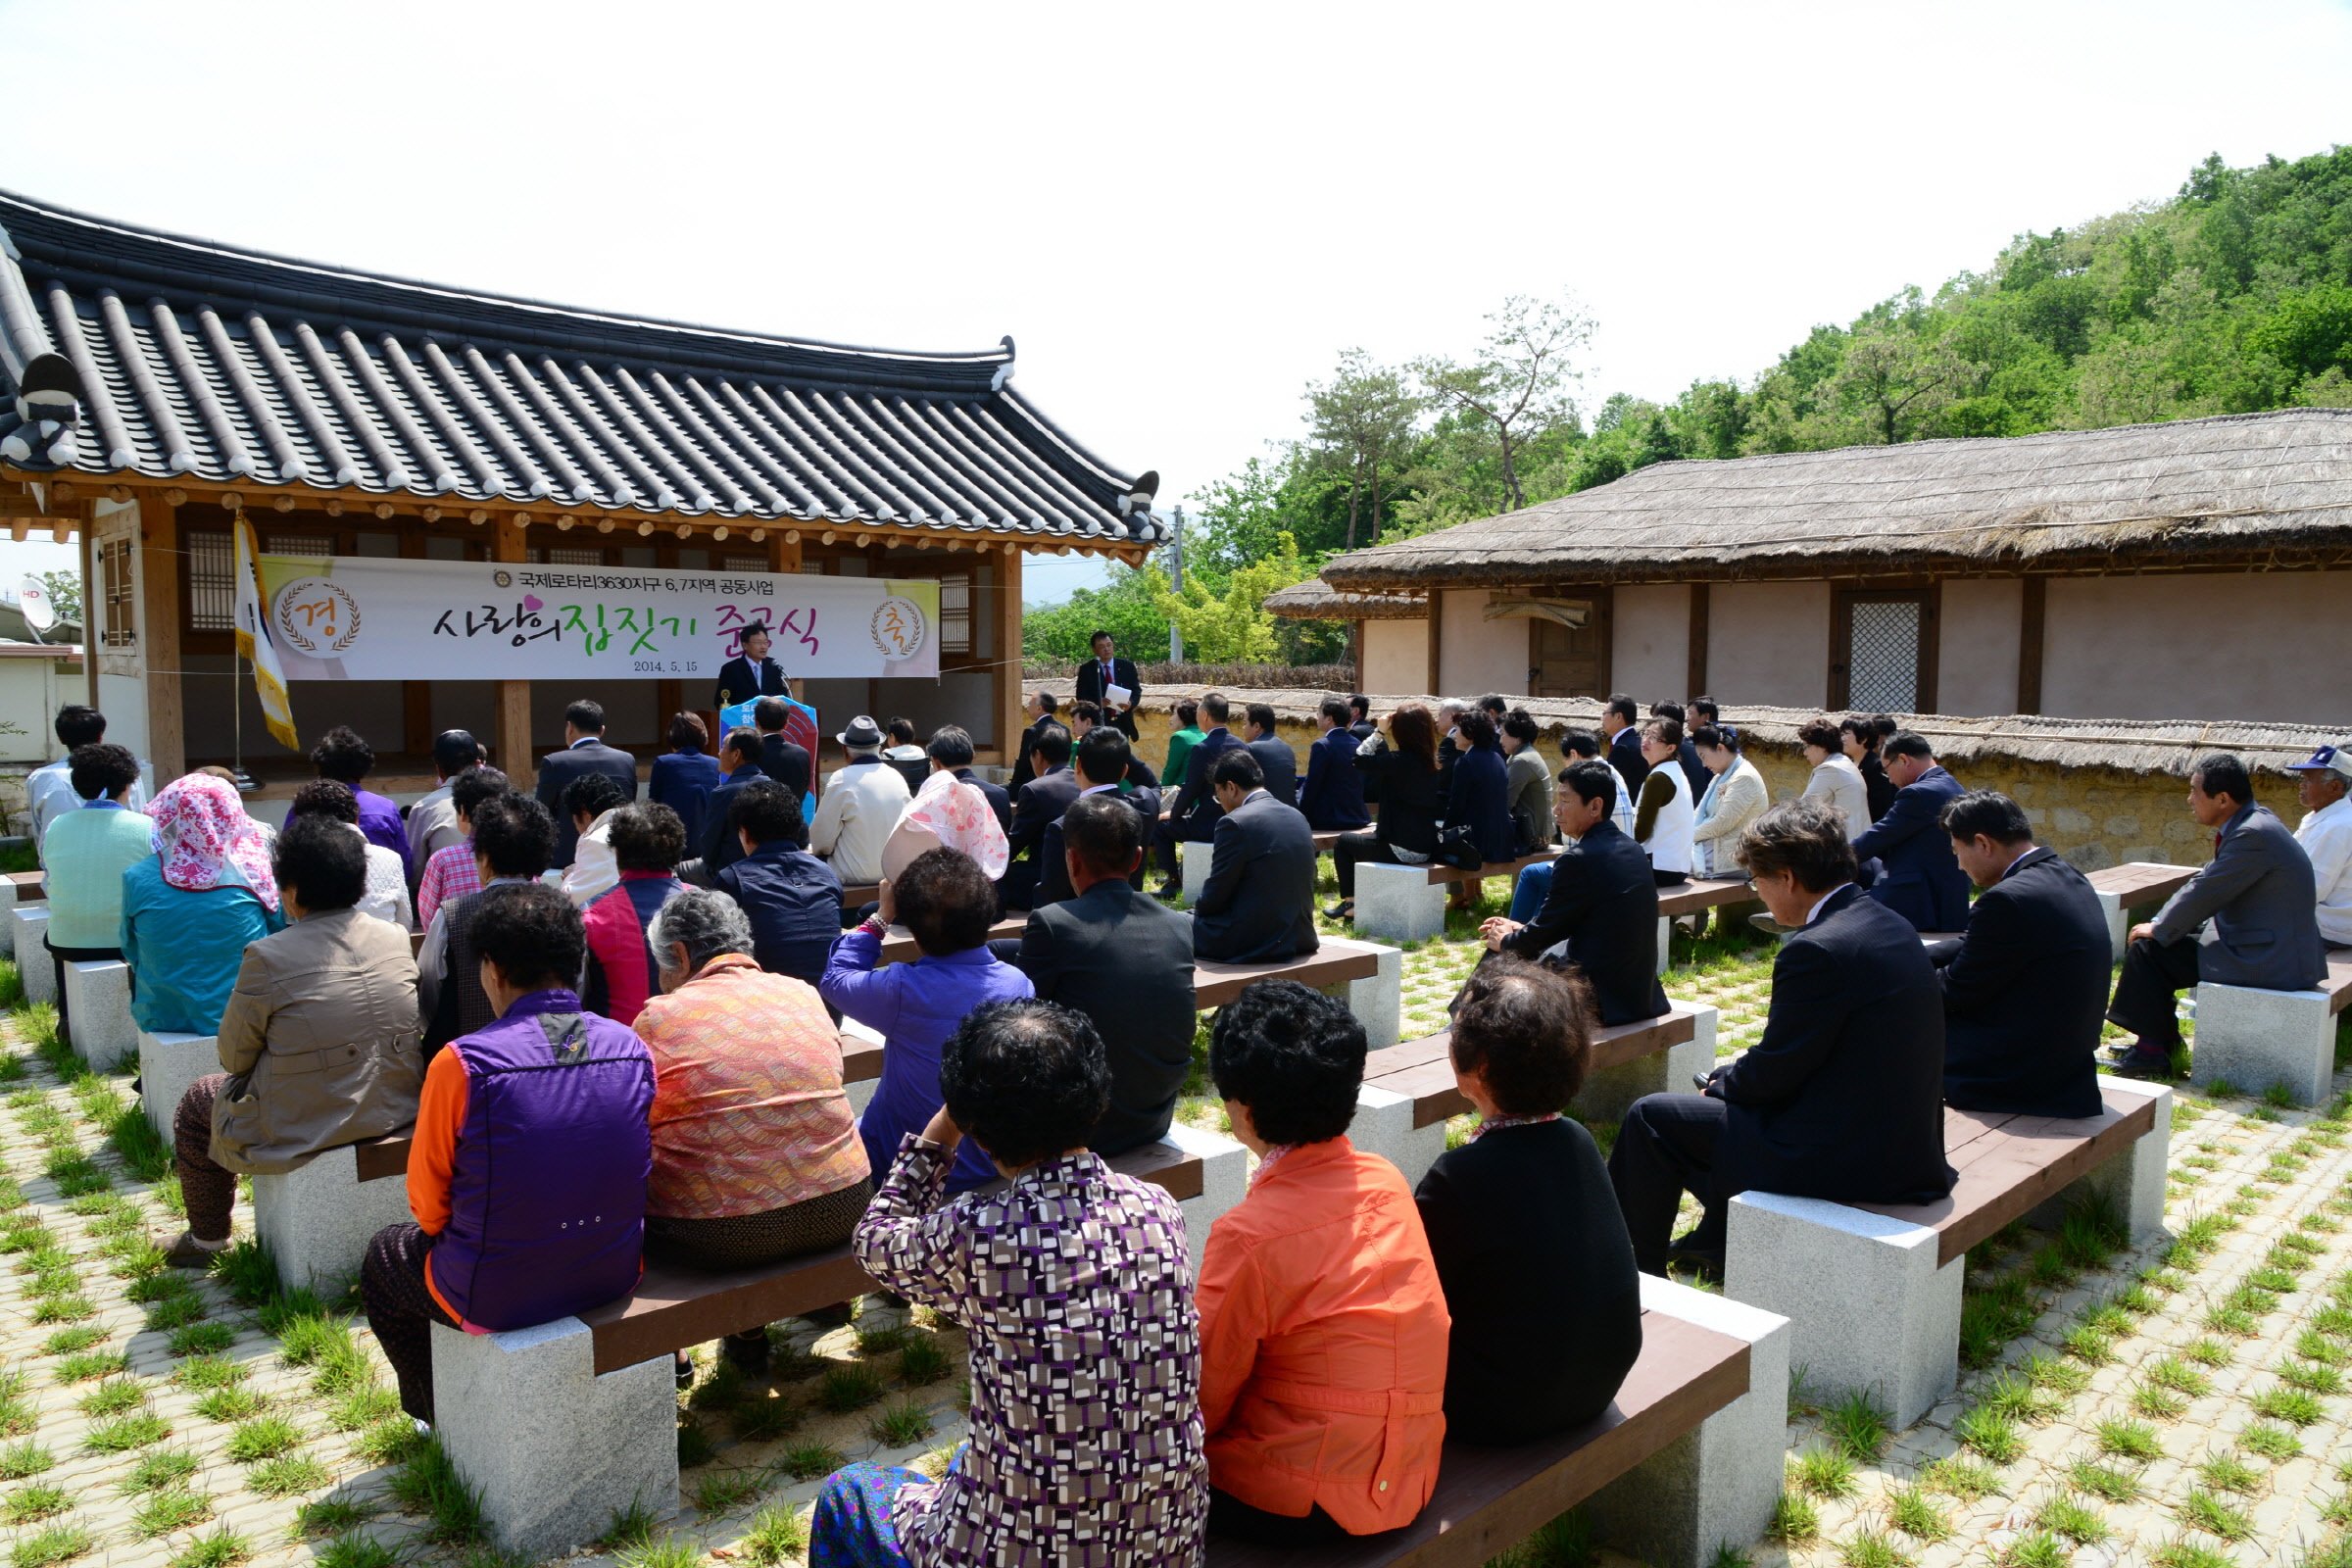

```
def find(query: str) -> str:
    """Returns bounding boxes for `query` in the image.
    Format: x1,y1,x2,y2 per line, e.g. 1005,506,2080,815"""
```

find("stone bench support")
14,908,51,1005
0,877,37,960
138,1031,218,1145
2191,980,2338,1106
1578,1004,1719,1124
1586,1276,1791,1568
432,1317,677,1561
1352,860,1446,945
1177,840,1213,907
1162,1120,1250,1268
63,959,135,1070
253,1143,416,1293
1323,943,1401,1051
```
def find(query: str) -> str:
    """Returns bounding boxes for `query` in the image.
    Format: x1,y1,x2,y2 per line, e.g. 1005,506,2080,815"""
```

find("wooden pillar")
79,514,97,708
400,530,433,758
1425,589,1444,698
137,492,184,782
2016,575,2046,715
769,531,805,702
1686,582,1710,700
493,517,532,778
997,546,1023,763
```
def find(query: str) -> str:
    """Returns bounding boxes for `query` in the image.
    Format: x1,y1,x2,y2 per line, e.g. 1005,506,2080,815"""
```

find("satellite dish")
17,577,56,634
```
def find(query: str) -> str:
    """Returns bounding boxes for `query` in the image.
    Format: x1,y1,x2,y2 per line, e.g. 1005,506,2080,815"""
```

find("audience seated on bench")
415,765,508,927
711,779,840,988
1929,791,2110,1118
2290,739,2351,949
1631,715,1698,889
1416,956,1642,1446
821,848,1031,1195
1483,758,1668,1024
167,815,421,1268
38,742,155,1057
1507,727,1635,921
1850,731,1971,934
285,780,415,931
636,888,871,1384
808,999,1209,1562
2105,752,2329,1080
362,881,656,1426
577,804,689,1027
419,793,559,1053
1443,707,1514,911
1026,729,1157,908
1200,981,1449,1548
996,793,1197,1154
122,771,285,1040
1327,701,1446,922
998,718,1075,910
557,771,631,909
1298,696,1371,832
1194,746,1320,964
1609,799,1954,1279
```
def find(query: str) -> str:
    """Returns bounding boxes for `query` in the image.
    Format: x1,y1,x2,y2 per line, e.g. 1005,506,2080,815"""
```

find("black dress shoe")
720,1331,771,1380
1154,881,1181,900
2106,1052,2177,1081
1323,902,1353,921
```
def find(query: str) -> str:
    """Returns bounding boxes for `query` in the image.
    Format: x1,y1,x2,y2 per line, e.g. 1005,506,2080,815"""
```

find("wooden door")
1831,587,1938,713
1529,593,1609,699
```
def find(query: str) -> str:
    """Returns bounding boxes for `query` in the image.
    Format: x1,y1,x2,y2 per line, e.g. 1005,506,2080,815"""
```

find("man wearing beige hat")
2286,743,2352,949
808,715,910,901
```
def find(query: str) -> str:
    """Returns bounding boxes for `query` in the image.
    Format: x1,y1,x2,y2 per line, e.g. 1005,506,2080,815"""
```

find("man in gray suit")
1003,793,1196,1154
2107,753,2328,1078
1194,748,1320,964
534,699,639,868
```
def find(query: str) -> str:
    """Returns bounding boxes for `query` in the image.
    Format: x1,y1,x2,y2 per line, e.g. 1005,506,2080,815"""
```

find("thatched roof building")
1309,409,2352,729
1264,577,1424,620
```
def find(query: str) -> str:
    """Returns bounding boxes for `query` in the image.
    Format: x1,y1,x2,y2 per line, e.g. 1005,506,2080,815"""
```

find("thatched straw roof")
1043,677,2345,778
1321,408,2352,590
1263,577,1425,620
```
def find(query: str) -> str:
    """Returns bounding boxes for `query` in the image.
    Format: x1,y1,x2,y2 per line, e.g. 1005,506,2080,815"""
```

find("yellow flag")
231,516,300,752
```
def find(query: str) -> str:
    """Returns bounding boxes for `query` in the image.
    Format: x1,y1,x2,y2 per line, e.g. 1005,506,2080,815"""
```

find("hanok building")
0,188,1162,788
1314,410,2352,726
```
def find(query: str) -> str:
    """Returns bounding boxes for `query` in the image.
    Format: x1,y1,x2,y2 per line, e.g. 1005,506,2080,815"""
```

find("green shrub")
868,1399,933,1447
1822,1389,1890,1461
738,1502,808,1565
813,1361,888,1413
2177,1488,2252,1542
172,1355,247,1391
2069,1463,2139,1503
1884,1487,1948,1543
130,1490,213,1538
288,1497,380,1540
0,1446,52,1481
195,1389,265,1424
1767,1491,1819,1544
2250,1388,2325,1425
388,1440,485,1545
315,1531,401,1568
225,1416,303,1463
1920,1457,2001,1502
82,1414,171,1452
777,1442,845,1481
9,1521,92,1568
169,1529,251,1568
1789,1446,1857,1498
120,1450,202,1494
2095,1419,2163,1460
1,1485,69,1524
246,1455,331,1497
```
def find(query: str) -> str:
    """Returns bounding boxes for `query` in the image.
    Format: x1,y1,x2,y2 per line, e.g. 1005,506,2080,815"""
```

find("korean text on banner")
233,519,301,749
255,555,941,683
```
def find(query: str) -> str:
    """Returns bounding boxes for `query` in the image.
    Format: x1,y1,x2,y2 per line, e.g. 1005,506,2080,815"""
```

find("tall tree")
1825,324,1984,444
1412,293,1593,512
1305,350,1420,550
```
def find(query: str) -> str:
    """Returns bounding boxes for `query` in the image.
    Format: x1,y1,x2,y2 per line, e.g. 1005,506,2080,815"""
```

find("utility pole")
1167,505,1185,664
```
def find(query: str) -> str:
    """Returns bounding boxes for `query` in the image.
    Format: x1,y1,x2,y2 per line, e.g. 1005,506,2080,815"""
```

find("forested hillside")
1026,146,2352,663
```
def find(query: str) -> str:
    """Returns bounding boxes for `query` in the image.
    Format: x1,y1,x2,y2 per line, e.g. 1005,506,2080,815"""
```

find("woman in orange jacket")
1196,980,1451,1546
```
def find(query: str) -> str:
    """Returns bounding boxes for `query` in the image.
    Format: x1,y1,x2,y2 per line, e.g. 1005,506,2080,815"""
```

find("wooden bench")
1725,1076,2170,1426
841,882,880,910
875,916,1026,966
1650,876,1757,972
1348,1004,1719,1186
1196,935,1401,1049
1209,1276,1790,1568
2191,949,2352,1105
2084,860,2197,957
1353,851,1559,944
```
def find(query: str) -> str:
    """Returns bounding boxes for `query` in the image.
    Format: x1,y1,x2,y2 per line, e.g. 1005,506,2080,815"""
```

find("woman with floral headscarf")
120,773,285,1037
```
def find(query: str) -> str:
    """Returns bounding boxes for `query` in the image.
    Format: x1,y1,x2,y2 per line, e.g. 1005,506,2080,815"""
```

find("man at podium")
713,623,789,709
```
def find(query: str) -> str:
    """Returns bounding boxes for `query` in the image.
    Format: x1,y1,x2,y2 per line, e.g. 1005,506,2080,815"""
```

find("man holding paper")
1073,629,1142,742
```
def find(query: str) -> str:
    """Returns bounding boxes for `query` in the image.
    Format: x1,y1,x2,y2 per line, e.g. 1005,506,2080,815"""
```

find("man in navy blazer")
1298,697,1372,831
1152,691,1243,893
711,623,789,709
1608,798,1954,1276
1071,630,1143,742
2107,752,2329,1077
1929,791,2108,1117
1851,731,1972,932
1481,760,1667,1025
1001,723,1080,909
1031,729,1160,907
534,699,639,867
1243,703,1298,808
1192,748,1319,963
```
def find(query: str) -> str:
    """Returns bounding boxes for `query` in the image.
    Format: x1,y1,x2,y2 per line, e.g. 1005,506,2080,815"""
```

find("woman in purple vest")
359,882,656,1426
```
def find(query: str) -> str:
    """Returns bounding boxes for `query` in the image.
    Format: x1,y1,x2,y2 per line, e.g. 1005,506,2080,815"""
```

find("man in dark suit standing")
711,623,788,710
1193,749,1319,963
1603,693,1649,794
535,699,640,867
1072,630,1142,742
1152,691,1243,894
1243,703,1298,808
1929,791,2107,1118
1607,798,1954,1276
1001,723,1080,909
1007,690,1058,794
1851,731,1972,932
1298,697,1372,831
689,727,775,879
1479,760,1667,1024
2106,752,2329,1078
924,725,1009,834
1033,729,1159,907
753,697,815,804
1004,793,1194,1153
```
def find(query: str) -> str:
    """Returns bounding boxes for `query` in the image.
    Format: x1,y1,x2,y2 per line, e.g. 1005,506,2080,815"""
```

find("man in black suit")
534,699,639,867
688,727,775,880
1348,694,1377,742
1067,701,1158,789
1602,693,1649,794
711,623,789,710
1478,760,1667,1025
1001,723,1079,909
1152,690,1243,893
1033,728,1160,907
1298,697,1372,831
1929,791,2107,1118
923,724,1010,834
753,696,815,805
1072,630,1142,742
1242,703,1299,808
1194,748,1319,963
1607,798,1954,1276
1007,690,1058,794
1001,793,1194,1152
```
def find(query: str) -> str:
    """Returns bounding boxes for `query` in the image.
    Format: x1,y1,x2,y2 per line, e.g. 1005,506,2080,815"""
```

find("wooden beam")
2017,575,2046,715
1686,581,1710,700
137,494,184,782
998,549,1024,760
79,512,96,707
493,515,532,778
1426,589,1445,697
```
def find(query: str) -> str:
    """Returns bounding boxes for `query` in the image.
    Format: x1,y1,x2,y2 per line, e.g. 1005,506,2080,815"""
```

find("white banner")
255,554,940,682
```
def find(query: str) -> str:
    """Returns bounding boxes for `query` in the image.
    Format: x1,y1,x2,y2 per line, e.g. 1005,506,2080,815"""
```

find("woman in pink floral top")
810,999,1206,1568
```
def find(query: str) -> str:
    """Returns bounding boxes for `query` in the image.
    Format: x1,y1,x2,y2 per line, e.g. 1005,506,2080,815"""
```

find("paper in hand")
1105,683,1133,710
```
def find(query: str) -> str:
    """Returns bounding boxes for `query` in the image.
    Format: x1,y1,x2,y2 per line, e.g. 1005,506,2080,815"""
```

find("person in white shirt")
1632,717,1697,886
285,781,414,931
2286,742,2352,948
1691,724,1770,879
1797,716,1870,840
28,705,146,853
809,715,912,893
559,772,631,907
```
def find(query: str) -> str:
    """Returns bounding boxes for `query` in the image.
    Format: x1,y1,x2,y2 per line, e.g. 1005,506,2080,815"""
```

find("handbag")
1432,822,1484,874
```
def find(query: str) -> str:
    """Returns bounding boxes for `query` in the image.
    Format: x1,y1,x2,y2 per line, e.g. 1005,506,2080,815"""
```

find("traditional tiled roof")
0,188,1162,544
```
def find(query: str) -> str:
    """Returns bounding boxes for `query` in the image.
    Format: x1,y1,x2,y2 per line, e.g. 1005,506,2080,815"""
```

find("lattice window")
100,539,135,648
268,535,334,558
187,531,234,631
722,556,765,573
1848,600,1921,711
548,548,605,566
939,573,970,656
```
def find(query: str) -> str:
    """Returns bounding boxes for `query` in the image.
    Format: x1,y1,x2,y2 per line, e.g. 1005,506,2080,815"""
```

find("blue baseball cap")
2284,744,2352,783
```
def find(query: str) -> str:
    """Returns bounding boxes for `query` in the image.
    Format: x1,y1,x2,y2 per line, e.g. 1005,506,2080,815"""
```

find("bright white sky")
4,0,2349,603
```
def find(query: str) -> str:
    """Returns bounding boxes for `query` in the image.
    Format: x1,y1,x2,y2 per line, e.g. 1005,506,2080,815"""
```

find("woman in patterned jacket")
808,999,1208,1567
